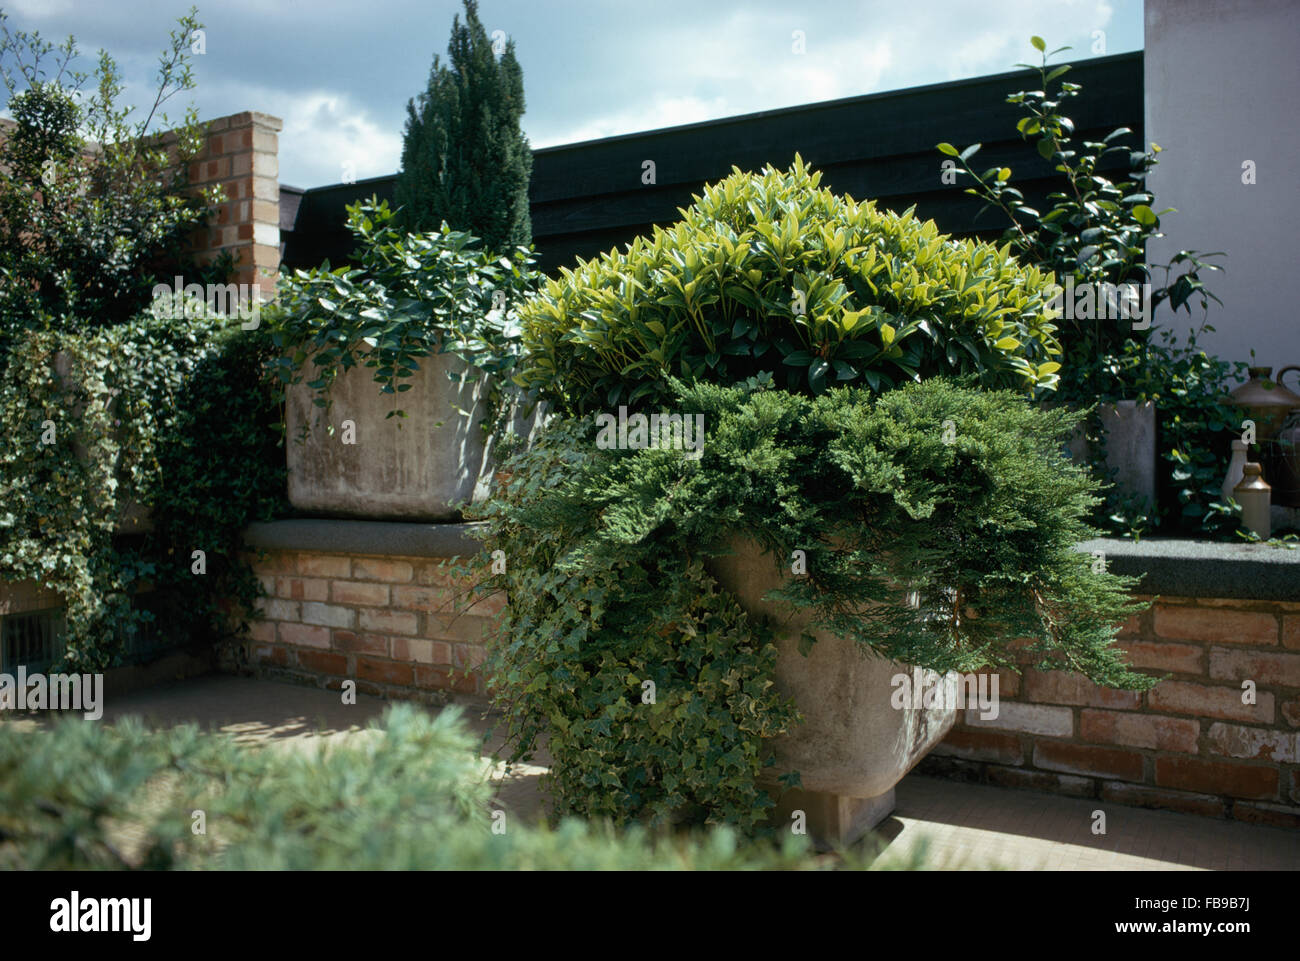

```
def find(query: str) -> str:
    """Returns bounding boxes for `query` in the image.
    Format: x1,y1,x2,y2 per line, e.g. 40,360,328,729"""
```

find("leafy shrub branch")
463,379,1154,830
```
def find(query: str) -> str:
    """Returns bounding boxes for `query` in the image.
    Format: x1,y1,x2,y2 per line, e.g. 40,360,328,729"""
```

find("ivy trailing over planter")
0,305,287,670
461,378,1155,830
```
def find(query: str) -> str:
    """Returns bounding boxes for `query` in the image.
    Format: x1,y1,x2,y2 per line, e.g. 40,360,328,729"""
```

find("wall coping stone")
244,519,482,558
243,523,1297,599
1076,537,1300,601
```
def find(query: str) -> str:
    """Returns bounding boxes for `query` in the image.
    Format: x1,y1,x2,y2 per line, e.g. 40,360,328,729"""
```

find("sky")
1,0,1143,189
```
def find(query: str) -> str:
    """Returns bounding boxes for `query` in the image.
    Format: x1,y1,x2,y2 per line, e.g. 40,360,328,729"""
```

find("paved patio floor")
14,674,1298,870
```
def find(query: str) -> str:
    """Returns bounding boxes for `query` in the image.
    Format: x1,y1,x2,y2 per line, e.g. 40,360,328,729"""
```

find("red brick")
277,622,330,650
1208,648,1300,688
356,657,413,686
391,585,448,612
298,553,351,578
1122,641,1204,675
329,580,390,607
424,612,485,644
413,665,454,690
1205,722,1298,762
415,560,458,587
392,637,435,663
1100,782,1226,818
248,619,276,643
1117,611,1144,640
986,766,1095,797
992,669,1021,699
276,576,328,602
1231,802,1300,830
452,644,487,672
1022,669,1142,709
414,665,477,694
296,650,347,676
1080,709,1200,753
1153,756,1278,800
465,590,507,616
1147,681,1275,723
1033,742,1145,782
430,641,453,665
359,608,418,636
331,631,388,656
1283,698,1300,727
351,558,413,583
1153,606,1277,646
1284,615,1300,650
934,728,1023,764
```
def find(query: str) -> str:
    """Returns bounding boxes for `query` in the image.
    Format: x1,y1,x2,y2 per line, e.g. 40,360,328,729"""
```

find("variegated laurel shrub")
516,155,1062,413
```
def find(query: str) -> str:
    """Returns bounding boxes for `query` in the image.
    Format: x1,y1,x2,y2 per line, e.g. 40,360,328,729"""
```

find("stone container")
705,538,958,847
1067,400,1158,513
285,351,539,521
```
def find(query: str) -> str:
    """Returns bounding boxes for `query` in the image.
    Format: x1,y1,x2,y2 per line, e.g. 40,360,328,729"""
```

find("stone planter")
1067,400,1157,513
285,350,539,521
705,538,958,847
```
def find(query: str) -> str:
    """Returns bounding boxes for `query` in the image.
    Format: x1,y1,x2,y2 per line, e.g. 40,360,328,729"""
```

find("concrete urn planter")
286,351,535,522
705,538,959,847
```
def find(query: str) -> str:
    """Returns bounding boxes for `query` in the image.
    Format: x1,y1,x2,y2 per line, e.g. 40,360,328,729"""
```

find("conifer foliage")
395,0,531,252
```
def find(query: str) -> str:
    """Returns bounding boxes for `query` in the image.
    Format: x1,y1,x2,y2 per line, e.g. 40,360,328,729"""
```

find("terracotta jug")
1229,366,1300,442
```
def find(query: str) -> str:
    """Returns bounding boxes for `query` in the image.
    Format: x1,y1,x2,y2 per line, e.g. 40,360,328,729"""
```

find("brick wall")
240,549,498,700
919,594,1300,829
238,558,1300,824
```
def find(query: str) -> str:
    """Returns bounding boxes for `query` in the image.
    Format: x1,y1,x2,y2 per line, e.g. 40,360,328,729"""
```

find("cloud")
0,0,1136,187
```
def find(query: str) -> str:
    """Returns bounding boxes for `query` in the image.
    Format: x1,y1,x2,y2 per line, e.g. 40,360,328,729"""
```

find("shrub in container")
266,199,539,520
464,158,1153,845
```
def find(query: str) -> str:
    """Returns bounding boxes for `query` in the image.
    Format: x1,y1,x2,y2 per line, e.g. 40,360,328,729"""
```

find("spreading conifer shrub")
515,156,1062,415
0,704,883,870
463,379,1155,830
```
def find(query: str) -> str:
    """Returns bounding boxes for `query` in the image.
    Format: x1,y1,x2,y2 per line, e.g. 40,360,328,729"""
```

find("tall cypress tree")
395,0,531,252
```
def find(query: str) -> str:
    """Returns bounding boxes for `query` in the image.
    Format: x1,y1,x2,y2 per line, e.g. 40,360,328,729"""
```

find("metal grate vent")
0,606,65,674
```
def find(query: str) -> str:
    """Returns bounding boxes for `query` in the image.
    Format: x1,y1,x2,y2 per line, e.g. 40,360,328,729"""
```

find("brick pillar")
179,110,283,299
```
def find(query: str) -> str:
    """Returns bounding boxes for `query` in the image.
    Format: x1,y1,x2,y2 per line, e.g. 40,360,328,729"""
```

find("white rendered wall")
1144,0,1300,372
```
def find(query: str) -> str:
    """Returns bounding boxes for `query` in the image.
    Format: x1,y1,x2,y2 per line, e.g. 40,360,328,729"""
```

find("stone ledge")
244,520,483,558
244,524,1298,599
1077,538,1300,601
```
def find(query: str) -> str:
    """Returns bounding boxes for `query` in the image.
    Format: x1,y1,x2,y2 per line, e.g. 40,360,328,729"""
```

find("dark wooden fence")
280,51,1142,276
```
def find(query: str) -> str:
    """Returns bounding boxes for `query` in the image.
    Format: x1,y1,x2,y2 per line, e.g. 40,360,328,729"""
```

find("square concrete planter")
1067,400,1158,513
285,350,540,521
705,538,958,847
